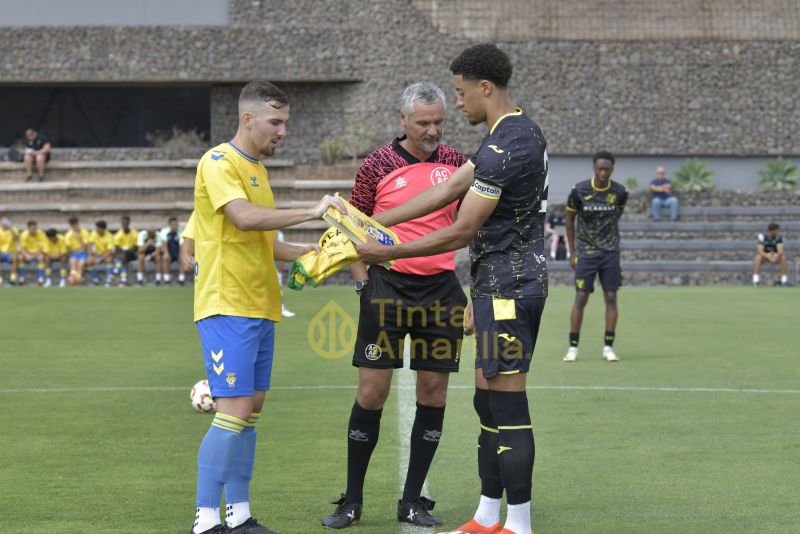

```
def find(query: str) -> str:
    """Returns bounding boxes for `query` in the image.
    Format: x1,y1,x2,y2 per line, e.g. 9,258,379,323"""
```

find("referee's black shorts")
353,266,467,372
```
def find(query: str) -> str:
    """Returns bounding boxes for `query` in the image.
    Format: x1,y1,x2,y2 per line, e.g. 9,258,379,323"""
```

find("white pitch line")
398,338,431,534
1,385,799,395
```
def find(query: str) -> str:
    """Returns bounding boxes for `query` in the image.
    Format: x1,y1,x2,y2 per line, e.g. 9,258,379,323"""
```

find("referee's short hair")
593,150,616,165
768,222,780,232
401,82,446,117
239,80,289,109
450,43,512,88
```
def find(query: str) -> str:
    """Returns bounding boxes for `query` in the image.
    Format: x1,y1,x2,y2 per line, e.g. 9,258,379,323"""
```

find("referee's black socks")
489,390,535,505
473,388,503,499
402,402,445,503
345,401,383,505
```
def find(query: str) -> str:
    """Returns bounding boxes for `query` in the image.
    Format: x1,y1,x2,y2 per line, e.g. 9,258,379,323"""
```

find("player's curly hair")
239,80,289,109
449,43,512,88
593,150,616,165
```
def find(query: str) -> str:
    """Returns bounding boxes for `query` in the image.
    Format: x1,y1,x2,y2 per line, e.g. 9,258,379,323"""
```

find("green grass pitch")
1,286,798,533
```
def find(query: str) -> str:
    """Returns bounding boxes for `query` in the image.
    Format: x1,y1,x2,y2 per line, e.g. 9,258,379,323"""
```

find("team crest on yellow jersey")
226,372,237,387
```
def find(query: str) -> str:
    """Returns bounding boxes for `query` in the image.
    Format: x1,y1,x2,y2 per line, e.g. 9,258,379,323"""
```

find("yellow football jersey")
113,228,139,249
19,229,47,253
192,143,280,322
90,230,115,255
0,227,17,253
182,212,195,240
43,234,68,256
65,228,90,253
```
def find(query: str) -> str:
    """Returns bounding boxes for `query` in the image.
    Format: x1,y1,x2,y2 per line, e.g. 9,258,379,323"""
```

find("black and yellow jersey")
467,108,549,299
567,178,627,252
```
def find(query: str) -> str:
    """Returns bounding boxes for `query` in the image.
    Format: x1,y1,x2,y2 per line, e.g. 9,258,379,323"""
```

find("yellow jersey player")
188,80,345,534
18,220,47,285
113,215,138,286
88,220,115,287
43,228,69,287
64,216,90,285
0,216,20,285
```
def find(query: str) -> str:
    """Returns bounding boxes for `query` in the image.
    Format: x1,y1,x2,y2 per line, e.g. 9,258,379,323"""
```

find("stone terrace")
1,160,797,286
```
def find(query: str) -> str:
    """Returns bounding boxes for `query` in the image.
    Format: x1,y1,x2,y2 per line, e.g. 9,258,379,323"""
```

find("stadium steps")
626,205,800,222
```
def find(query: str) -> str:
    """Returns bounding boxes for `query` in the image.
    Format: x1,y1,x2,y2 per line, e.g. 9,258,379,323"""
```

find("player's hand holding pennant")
288,195,401,290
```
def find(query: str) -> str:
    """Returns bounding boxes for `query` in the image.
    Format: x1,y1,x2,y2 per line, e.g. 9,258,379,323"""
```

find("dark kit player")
563,151,628,363
357,43,547,534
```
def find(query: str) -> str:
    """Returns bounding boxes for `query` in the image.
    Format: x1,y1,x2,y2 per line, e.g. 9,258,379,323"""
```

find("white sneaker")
563,347,578,362
603,346,619,362
282,305,295,318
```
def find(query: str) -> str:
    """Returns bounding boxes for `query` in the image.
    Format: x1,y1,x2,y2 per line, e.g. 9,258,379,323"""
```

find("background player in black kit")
357,43,547,534
563,151,628,363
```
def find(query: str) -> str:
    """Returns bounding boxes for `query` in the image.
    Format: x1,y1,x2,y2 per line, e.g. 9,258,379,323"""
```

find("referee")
322,81,467,529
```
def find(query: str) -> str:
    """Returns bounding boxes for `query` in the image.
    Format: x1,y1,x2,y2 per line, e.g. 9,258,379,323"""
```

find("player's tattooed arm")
273,238,319,261
372,162,474,227
223,195,346,231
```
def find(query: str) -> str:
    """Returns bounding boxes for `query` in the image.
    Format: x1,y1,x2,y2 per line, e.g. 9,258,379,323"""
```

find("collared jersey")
0,227,18,253
90,230,114,255
64,228,90,253
114,228,139,249
567,178,628,252
192,142,280,322
467,108,549,299
352,137,466,275
19,229,47,253
758,232,783,253
43,234,68,256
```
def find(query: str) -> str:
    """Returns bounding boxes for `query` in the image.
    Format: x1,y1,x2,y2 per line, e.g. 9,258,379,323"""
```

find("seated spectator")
753,222,789,287
113,215,138,286
23,128,52,182
65,216,90,285
650,166,679,221
18,220,47,285
43,228,68,287
545,203,568,260
158,217,188,286
88,220,115,287
0,216,20,285
136,227,164,286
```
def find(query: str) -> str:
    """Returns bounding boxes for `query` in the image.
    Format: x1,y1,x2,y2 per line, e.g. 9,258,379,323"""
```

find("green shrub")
625,177,639,190
320,139,345,165
672,159,716,192
758,157,797,191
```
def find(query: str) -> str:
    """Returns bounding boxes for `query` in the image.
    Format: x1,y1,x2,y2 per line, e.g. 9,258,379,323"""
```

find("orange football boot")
437,518,503,534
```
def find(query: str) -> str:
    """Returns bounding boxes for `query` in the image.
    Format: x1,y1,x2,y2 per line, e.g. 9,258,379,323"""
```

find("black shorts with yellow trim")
352,266,467,372
574,249,622,292
473,297,546,379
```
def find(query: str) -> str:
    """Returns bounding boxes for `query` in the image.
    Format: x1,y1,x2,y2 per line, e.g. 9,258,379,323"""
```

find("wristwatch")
354,280,369,293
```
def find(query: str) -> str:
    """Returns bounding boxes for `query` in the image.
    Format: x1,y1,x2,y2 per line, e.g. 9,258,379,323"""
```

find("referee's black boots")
397,496,444,527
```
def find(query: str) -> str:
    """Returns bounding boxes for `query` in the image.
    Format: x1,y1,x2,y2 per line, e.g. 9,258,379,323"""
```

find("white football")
190,379,216,413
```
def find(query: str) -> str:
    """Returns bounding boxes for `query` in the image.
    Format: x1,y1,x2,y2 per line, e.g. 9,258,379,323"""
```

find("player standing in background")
188,80,345,534
357,44,548,534
0,216,20,285
43,228,68,287
65,216,89,285
322,81,467,529
18,220,47,285
88,220,115,287
113,215,138,287
563,151,628,363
